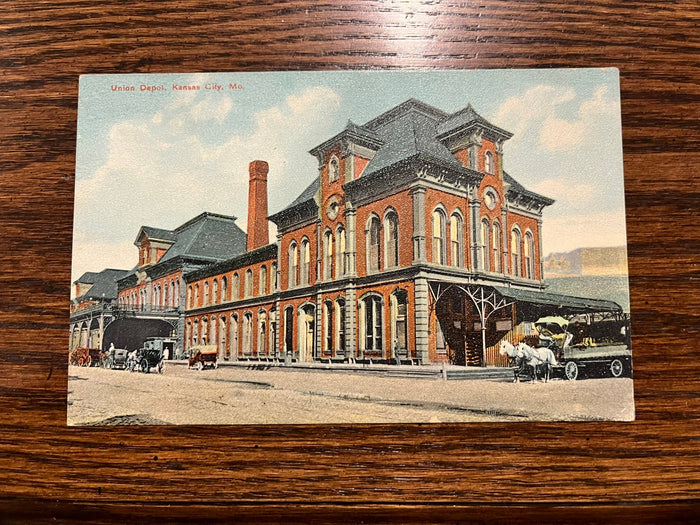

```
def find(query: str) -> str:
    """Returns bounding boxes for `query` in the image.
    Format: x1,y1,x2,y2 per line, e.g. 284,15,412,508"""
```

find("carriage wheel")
610,359,624,378
141,359,150,374
564,361,579,381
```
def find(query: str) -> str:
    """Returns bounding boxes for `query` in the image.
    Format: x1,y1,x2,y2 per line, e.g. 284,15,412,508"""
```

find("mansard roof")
360,103,465,178
275,98,550,220
157,212,247,264
135,226,178,245
75,268,130,301
74,271,100,285
119,213,248,285
435,103,513,142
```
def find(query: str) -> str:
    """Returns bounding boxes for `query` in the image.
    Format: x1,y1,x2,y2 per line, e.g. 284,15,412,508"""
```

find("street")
67,363,635,425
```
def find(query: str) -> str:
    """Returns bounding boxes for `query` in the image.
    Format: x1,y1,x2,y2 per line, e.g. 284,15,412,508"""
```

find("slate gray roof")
361,105,464,177
277,98,548,215
158,212,247,264
435,103,513,140
75,268,130,301
74,271,100,285
138,226,177,243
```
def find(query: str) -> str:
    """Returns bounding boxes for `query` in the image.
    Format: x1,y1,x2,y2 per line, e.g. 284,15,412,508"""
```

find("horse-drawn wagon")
102,346,130,370
188,345,218,370
134,338,166,374
537,315,632,380
69,347,105,367
500,315,632,381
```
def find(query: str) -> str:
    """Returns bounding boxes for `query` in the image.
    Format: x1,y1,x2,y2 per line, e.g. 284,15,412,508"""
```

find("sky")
72,68,627,284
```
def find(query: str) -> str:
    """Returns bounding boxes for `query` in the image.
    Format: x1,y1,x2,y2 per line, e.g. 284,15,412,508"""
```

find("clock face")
483,188,498,210
325,197,340,220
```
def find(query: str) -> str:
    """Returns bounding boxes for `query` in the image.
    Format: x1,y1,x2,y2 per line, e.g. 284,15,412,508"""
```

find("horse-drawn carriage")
500,315,632,381
102,346,130,370
69,347,105,367
188,345,218,370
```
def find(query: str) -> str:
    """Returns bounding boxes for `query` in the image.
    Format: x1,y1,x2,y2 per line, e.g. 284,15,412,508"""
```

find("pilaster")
413,277,430,364
411,186,427,263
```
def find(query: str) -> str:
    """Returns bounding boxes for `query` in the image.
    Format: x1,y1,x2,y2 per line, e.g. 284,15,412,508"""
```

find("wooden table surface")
1,1,698,522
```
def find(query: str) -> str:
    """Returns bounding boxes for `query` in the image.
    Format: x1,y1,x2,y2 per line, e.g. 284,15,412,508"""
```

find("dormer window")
328,156,339,183
485,151,494,175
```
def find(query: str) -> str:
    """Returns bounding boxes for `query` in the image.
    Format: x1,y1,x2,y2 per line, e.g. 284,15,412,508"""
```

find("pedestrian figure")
393,338,401,365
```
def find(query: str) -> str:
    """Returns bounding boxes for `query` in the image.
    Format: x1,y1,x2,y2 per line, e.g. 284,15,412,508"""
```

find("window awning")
491,286,622,315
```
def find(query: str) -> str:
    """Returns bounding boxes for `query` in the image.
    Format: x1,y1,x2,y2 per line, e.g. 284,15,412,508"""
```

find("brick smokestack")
246,160,269,251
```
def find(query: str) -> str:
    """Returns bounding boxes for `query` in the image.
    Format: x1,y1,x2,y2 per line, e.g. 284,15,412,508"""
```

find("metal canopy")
491,286,622,314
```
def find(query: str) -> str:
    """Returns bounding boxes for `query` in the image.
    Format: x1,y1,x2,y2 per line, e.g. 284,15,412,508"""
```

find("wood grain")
0,0,698,521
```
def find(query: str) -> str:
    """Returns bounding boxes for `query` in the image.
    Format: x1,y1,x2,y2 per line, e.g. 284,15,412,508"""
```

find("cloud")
532,178,595,207
495,84,618,153
73,86,343,283
495,85,576,137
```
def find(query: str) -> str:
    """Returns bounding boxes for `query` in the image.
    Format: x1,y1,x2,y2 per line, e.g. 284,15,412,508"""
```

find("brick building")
72,98,620,366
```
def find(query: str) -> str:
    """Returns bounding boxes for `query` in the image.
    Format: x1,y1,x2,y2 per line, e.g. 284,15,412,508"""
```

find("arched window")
511,228,522,277
194,284,200,308
242,312,253,355
218,315,227,359
480,218,490,271
300,238,310,285
450,213,463,267
360,295,383,352
289,241,298,288
324,301,334,355
328,155,339,183
270,262,277,291
525,231,535,279
192,320,199,345
203,282,209,306
258,310,267,357
336,225,346,277
336,298,346,356
209,315,217,346
432,209,446,265
384,210,399,268
229,314,239,358
391,291,408,360
201,317,208,345
492,222,502,273
323,230,334,281
485,151,494,174
232,273,240,301
245,269,253,297
221,276,228,302
212,279,218,304
260,265,268,295
367,215,381,273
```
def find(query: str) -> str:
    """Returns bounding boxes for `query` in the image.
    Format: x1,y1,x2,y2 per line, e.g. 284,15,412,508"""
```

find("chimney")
246,160,269,251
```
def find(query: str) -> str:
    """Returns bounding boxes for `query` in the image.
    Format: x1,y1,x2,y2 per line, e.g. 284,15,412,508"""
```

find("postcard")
68,69,633,425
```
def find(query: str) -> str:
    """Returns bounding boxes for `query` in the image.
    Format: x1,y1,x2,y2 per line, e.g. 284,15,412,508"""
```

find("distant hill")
543,246,628,278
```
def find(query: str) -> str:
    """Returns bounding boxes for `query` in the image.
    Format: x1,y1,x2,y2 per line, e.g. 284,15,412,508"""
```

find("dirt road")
67,364,635,425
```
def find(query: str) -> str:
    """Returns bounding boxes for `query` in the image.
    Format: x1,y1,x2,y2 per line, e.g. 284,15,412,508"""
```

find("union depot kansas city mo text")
70,98,621,367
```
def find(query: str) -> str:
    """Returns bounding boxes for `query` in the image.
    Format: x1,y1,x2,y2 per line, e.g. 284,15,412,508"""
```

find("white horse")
516,342,557,383
499,340,525,382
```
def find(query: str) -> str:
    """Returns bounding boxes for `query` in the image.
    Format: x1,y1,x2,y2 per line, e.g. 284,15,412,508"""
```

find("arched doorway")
297,304,315,362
